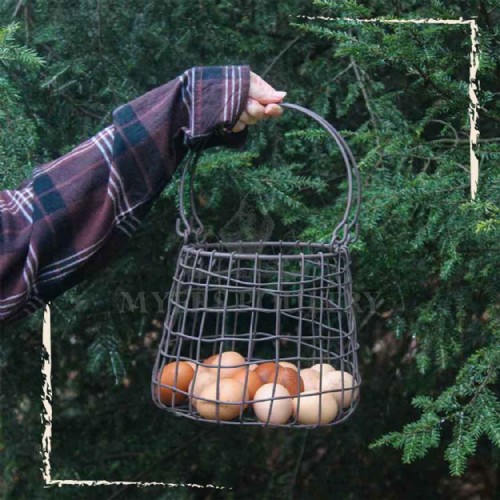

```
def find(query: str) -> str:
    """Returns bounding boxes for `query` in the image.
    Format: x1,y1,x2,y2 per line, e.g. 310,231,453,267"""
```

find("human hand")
232,71,286,133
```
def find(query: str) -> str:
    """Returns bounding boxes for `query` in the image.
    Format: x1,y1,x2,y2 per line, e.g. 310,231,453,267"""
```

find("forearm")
0,65,250,323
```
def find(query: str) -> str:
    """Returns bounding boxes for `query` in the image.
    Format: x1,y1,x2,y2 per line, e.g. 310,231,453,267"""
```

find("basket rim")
179,240,349,260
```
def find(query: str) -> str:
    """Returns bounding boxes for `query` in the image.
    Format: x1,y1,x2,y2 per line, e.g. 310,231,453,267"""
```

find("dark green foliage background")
1,1,499,498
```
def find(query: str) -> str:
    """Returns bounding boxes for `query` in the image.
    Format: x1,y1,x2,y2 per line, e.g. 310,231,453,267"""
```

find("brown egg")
206,351,246,379
255,362,280,383
255,364,303,396
158,361,194,405
279,361,298,372
232,368,264,399
275,367,304,396
196,379,249,421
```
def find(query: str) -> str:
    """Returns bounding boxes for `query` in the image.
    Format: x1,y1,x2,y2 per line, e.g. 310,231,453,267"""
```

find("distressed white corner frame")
40,17,480,491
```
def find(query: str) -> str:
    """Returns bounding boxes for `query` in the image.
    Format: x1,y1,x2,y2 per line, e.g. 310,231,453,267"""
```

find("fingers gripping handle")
176,102,361,246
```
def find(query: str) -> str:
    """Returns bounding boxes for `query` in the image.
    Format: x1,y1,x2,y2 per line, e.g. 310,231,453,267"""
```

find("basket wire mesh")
151,103,362,428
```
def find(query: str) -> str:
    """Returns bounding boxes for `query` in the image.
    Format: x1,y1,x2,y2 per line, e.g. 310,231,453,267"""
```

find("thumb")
249,71,286,105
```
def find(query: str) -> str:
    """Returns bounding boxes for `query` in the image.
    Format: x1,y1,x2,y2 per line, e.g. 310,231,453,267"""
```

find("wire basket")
151,103,361,428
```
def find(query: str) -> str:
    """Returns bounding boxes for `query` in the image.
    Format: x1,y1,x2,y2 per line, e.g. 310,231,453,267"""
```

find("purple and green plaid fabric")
0,65,250,323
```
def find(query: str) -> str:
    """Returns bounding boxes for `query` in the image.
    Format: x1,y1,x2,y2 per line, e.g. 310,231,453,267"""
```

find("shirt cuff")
180,65,250,147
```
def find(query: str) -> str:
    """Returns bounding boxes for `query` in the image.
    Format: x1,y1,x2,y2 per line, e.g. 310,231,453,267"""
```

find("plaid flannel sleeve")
0,65,250,324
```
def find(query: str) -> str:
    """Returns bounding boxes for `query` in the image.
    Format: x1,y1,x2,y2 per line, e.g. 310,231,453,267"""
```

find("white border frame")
40,16,480,491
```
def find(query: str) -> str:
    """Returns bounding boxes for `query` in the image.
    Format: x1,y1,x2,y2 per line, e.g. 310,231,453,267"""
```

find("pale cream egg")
253,383,292,424
298,368,320,391
322,370,359,408
196,379,249,421
188,371,217,409
186,361,197,372
206,351,246,379
311,363,336,379
292,390,339,424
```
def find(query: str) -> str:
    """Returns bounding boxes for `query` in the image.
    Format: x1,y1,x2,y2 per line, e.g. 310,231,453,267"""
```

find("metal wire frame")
176,102,362,247
152,103,361,428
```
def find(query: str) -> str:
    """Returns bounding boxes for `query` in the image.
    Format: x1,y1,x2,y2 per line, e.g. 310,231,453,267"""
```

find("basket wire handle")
280,103,361,245
175,146,205,243
176,102,361,246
